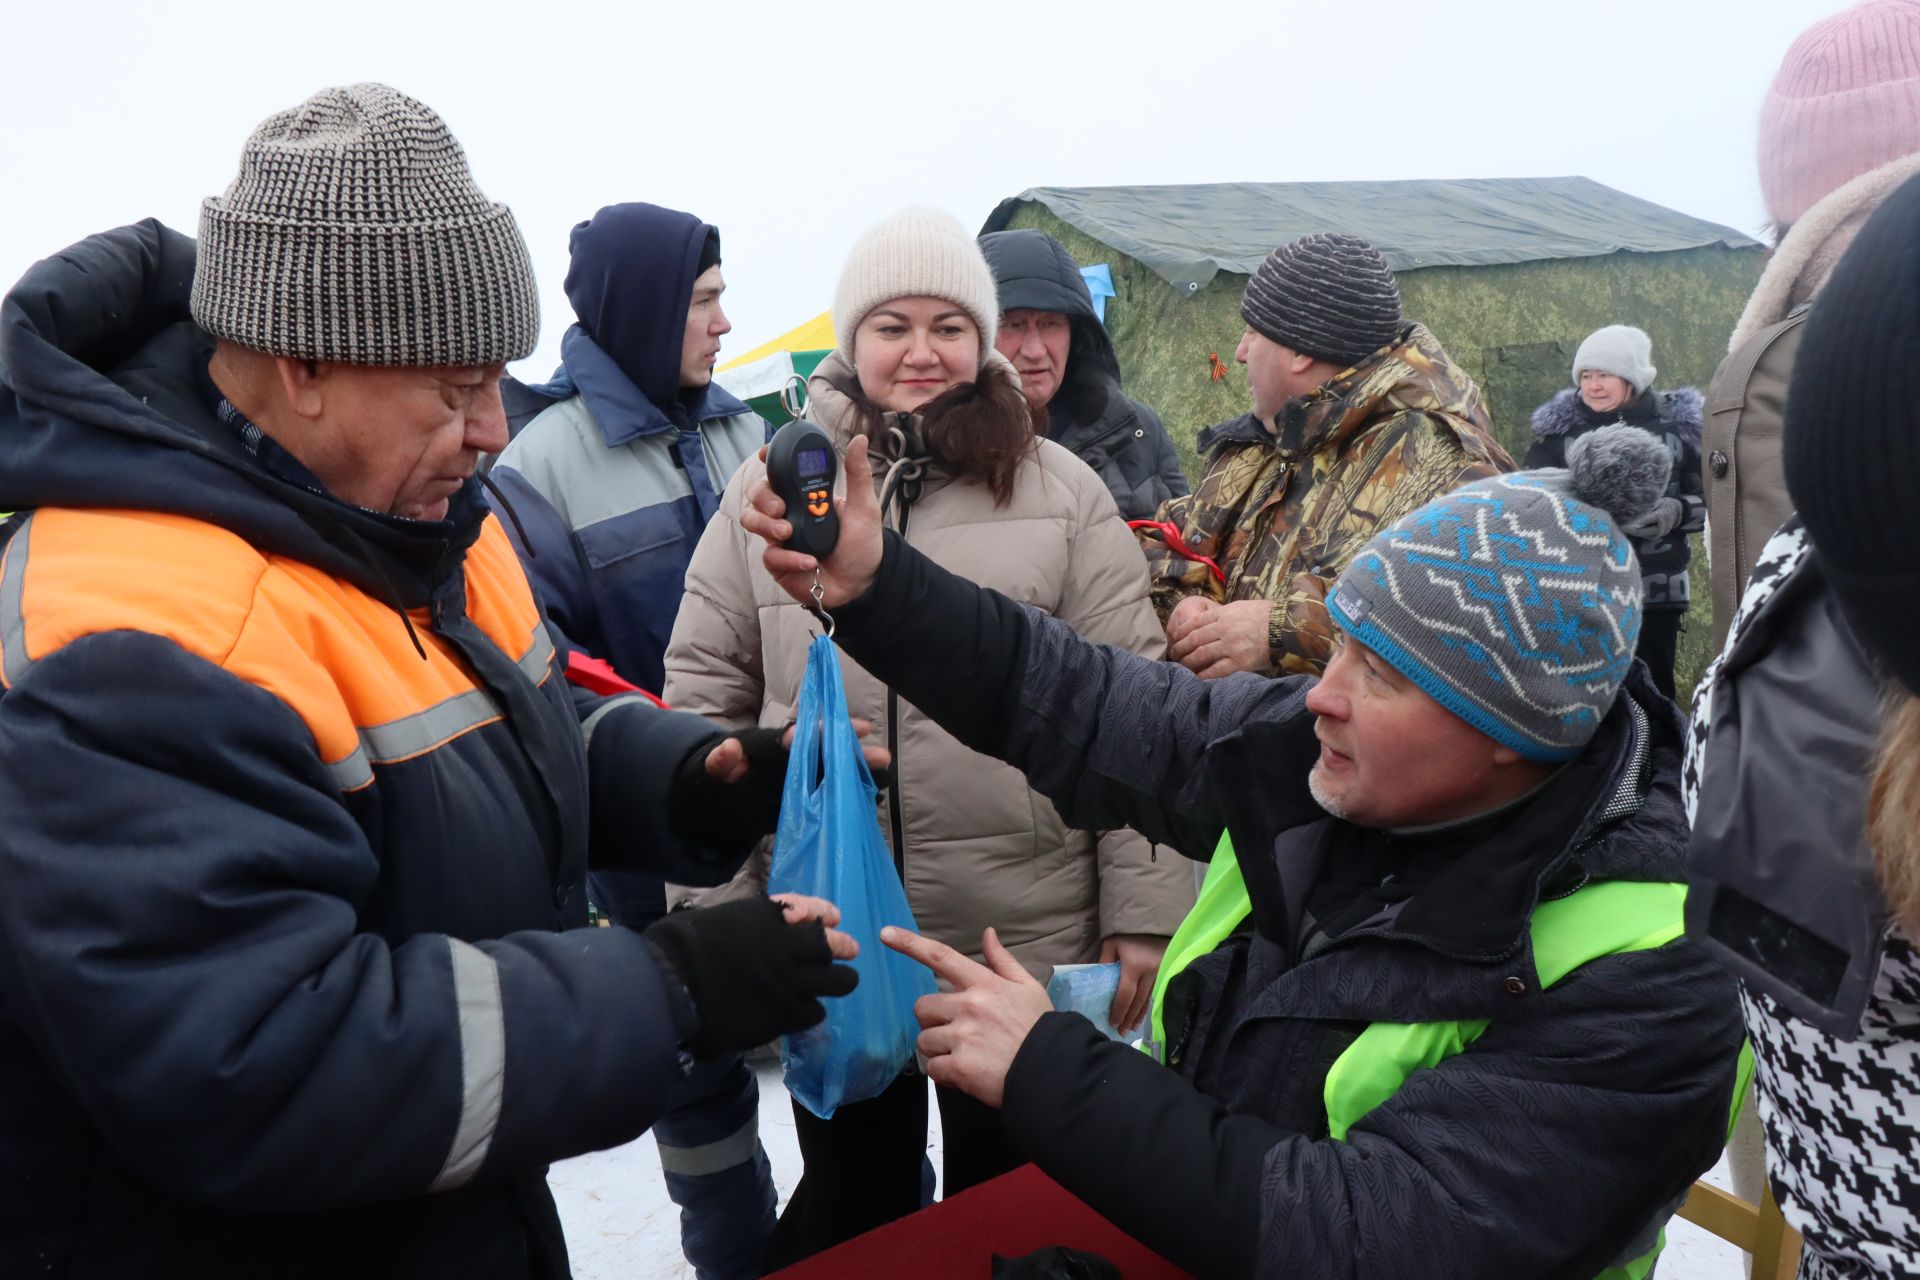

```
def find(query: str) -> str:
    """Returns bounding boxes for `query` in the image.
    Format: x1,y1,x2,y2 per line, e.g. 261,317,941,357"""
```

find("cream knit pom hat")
831,207,999,356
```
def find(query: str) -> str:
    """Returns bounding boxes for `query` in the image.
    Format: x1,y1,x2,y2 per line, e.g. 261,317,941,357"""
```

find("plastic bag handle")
779,636,874,816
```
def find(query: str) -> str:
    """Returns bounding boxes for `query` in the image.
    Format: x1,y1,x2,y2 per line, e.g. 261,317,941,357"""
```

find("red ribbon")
564,649,669,707
1128,519,1227,584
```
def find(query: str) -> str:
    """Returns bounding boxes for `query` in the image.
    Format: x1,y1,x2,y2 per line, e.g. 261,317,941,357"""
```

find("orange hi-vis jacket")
0,221,744,1279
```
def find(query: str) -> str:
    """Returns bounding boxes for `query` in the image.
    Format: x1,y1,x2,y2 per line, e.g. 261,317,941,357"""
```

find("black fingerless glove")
644,897,860,1059
667,727,788,851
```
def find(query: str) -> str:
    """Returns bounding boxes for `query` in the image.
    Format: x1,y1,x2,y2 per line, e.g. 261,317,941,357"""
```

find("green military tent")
980,177,1765,700
980,177,1763,472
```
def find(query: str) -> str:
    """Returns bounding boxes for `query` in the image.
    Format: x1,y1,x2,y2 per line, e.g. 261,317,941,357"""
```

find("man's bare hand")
1167,598,1274,679
1164,595,1218,650
882,925,1052,1109
739,433,885,612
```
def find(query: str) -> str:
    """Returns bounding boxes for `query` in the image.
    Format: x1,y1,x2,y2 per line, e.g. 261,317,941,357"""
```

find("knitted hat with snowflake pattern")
1326,426,1671,759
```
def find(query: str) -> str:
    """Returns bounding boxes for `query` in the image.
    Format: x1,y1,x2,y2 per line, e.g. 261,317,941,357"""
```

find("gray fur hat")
1326,425,1671,760
192,83,540,367
1572,325,1657,395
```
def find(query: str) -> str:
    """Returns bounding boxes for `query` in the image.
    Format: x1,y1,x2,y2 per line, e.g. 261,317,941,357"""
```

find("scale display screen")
797,448,831,475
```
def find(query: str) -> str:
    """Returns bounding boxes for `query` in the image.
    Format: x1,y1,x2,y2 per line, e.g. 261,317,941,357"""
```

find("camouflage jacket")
1142,324,1512,675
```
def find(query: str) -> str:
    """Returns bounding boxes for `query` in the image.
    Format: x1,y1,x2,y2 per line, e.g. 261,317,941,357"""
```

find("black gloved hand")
644,897,859,1059
667,727,788,851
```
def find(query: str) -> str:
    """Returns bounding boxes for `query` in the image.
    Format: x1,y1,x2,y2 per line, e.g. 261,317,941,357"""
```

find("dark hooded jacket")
1527,387,1705,609
811,532,1744,1279
979,229,1187,520
0,222,754,1279
490,203,766,694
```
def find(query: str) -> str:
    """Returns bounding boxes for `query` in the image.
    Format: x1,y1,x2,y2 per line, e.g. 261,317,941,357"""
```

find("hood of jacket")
1197,324,1495,465
550,203,748,442
1685,521,1891,1037
979,228,1123,388
509,327,751,450
983,230,1128,426
1530,386,1704,450
0,221,486,610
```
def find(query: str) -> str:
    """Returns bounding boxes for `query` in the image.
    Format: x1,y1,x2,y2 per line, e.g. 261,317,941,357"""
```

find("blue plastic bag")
767,634,936,1119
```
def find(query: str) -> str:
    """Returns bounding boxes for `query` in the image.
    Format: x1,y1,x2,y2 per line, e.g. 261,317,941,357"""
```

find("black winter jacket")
0,223,755,1278
827,532,1744,1279
979,229,1189,519
1527,388,1705,609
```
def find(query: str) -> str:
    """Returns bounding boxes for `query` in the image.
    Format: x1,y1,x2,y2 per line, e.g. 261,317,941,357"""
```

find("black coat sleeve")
1003,1014,1279,1277
831,532,1317,861
578,687,758,885
1675,431,1707,534
1523,432,1567,470
1003,939,1742,1280
0,633,692,1211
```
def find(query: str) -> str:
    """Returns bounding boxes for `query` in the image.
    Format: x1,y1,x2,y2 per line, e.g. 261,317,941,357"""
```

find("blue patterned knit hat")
1325,425,1672,760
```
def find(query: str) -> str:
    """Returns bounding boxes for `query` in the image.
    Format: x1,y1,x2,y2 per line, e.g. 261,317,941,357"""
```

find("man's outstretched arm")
741,435,1318,861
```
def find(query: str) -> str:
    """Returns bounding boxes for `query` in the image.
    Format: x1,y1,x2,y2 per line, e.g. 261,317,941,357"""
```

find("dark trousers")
653,1055,775,1280
764,1071,1026,1268
1636,608,1683,703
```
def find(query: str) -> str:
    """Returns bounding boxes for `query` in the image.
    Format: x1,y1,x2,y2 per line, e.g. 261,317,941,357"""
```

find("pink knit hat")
1761,1,1920,228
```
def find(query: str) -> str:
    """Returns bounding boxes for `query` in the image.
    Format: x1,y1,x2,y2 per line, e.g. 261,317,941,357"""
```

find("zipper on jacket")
884,411,914,881
886,497,912,880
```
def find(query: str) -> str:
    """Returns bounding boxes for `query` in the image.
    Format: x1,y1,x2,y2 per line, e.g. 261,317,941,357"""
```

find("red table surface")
765,1162,1193,1279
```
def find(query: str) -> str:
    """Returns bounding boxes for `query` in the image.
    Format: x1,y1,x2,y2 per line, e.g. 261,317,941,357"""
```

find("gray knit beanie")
832,208,999,357
192,83,540,367
1571,325,1657,395
1240,233,1403,369
1325,425,1671,760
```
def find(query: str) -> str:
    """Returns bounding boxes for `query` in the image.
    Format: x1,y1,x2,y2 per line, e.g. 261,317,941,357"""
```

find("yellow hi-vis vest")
1145,832,1249,1064
1143,835,1752,1280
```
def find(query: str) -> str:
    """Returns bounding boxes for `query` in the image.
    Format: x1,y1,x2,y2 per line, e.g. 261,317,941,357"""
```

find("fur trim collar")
1732,151,1920,350
1530,389,1589,438
1530,387,1703,449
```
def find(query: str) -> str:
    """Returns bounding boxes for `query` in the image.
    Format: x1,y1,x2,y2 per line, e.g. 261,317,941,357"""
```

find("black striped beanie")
1239,233,1402,370
191,83,539,368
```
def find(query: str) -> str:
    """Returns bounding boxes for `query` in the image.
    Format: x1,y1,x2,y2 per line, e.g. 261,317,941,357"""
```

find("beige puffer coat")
663,352,1193,966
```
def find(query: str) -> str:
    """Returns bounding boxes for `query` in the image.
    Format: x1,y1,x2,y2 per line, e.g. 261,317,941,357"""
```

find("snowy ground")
549,1059,1747,1279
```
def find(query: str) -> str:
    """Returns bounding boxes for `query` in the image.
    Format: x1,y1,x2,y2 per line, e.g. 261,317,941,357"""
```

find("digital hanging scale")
766,418,841,560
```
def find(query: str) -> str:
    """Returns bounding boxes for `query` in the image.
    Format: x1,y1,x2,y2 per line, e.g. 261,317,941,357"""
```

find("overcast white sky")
1,0,1840,381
